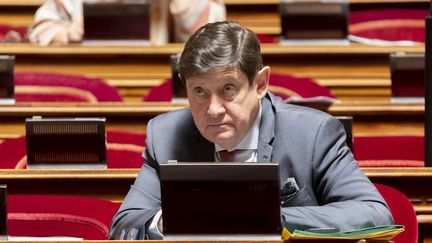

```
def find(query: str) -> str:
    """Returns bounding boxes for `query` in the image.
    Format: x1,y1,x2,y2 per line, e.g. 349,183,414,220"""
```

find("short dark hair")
178,21,263,86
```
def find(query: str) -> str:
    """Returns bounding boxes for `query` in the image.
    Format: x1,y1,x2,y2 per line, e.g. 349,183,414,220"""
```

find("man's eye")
223,85,235,94
194,87,205,96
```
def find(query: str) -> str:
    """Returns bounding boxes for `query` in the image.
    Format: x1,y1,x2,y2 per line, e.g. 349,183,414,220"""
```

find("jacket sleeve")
281,116,394,232
109,119,162,239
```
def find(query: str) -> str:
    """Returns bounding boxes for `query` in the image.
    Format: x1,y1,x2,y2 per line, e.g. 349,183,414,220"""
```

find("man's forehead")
187,67,247,83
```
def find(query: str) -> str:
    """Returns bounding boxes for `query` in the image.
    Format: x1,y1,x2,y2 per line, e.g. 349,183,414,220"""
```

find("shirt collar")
215,104,262,152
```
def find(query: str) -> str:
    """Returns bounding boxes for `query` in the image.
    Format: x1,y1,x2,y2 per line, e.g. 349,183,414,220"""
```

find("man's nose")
207,95,225,118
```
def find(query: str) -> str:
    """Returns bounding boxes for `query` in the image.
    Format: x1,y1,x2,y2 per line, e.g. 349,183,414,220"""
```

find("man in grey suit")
110,21,393,240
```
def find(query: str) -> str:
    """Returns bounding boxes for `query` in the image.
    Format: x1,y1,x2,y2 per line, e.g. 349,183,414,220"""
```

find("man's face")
186,67,269,150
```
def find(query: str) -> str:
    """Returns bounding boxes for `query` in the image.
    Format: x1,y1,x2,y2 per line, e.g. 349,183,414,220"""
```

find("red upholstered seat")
0,136,27,169
374,183,418,243
14,72,123,102
257,9,428,44
0,130,145,169
267,73,335,100
106,131,146,168
7,194,120,240
349,9,428,43
143,73,335,102
143,79,172,102
256,33,278,44
354,136,424,167
0,24,27,40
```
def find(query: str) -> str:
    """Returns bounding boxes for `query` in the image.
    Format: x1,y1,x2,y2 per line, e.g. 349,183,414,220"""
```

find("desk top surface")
0,43,424,56
0,167,430,180
0,100,425,116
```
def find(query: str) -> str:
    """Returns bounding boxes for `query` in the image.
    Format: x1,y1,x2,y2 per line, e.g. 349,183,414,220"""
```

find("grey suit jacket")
109,93,393,239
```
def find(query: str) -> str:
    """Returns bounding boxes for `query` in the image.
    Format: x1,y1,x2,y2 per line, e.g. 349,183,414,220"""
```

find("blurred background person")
28,0,225,45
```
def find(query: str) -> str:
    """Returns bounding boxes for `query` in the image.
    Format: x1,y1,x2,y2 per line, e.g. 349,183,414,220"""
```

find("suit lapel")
257,94,275,162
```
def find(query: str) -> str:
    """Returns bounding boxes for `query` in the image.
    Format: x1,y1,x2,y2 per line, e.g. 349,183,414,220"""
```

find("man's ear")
256,66,270,99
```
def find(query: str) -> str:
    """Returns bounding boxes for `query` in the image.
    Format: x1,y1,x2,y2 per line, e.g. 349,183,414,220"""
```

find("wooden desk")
1,167,431,213
0,100,424,139
0,169,135,202
0,168,426,241
1,43,424,101
0,102,183,139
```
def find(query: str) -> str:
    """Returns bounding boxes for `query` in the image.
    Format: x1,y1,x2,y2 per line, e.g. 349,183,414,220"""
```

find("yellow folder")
282,225,404,241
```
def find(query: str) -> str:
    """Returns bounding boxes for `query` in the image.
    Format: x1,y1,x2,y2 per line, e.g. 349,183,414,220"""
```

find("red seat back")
349,9,428,42
354,136,424,167
374,183,418,243
0,24,27,39
143,79,172,102
15,72,123,102
7,195,120,240
268,73,335,100
256,33,278,43
106,130,146,168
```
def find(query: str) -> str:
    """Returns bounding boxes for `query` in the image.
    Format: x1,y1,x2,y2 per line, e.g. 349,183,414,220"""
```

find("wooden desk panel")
1,43,422,55
0,102,183,138
0,100,425,138
1,168,432,211
0,0,42,6
0,169,136,202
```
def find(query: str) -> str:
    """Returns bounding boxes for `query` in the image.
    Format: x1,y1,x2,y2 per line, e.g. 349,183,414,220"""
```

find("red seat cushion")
15,72,123,102
7,195,120,240
374,183,418,243
354,136,424,167
349,9,428,42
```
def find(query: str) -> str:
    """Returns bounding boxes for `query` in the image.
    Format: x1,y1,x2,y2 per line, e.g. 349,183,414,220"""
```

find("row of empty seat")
0,70,426,167
1,8,427,43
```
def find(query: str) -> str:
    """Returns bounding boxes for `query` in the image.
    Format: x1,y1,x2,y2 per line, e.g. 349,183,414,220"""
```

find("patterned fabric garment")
29,0,225,45
217,149,255,162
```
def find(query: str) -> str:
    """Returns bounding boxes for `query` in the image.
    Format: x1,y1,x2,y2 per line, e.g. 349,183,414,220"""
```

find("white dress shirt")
214,105,262,162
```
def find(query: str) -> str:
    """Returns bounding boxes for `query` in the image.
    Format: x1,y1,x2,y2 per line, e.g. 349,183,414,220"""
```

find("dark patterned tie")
218,149,249,162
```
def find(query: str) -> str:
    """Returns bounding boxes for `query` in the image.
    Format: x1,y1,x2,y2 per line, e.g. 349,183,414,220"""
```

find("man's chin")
213,137,239,149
